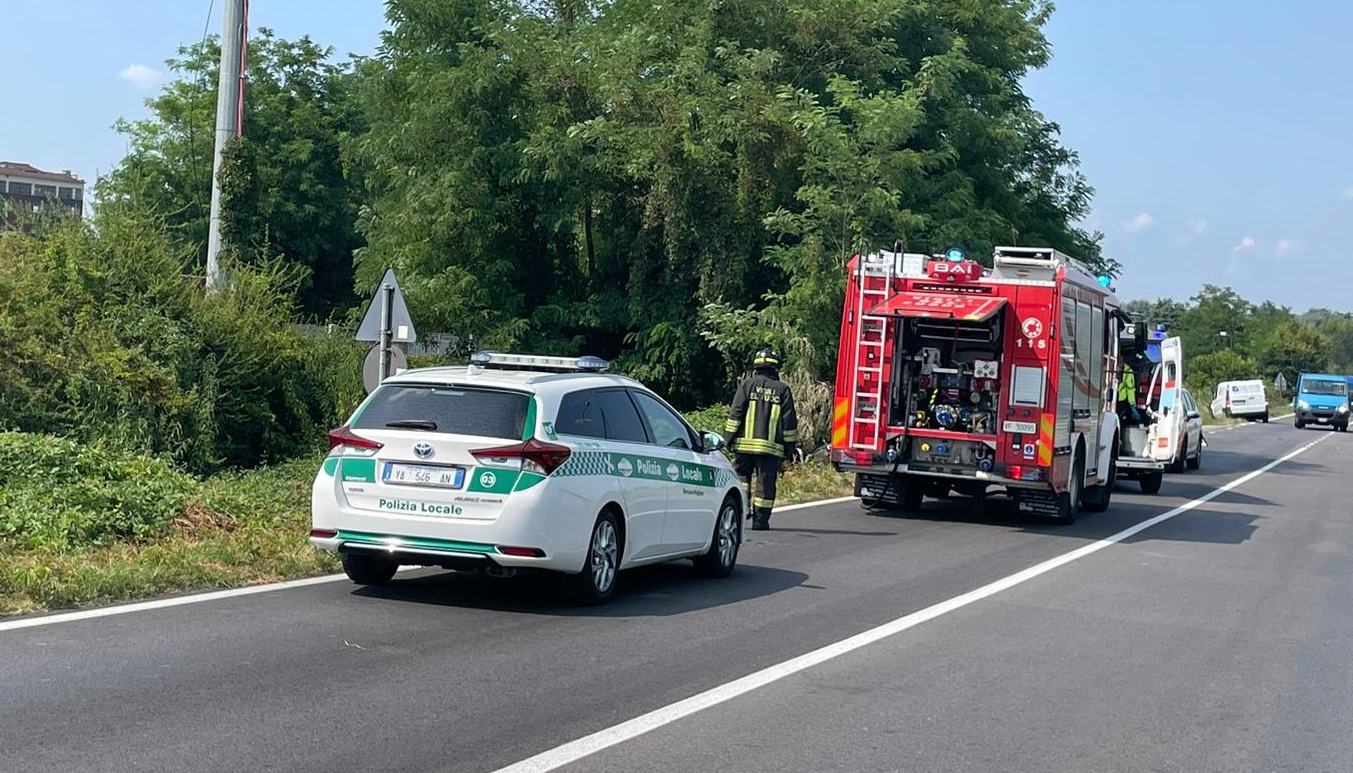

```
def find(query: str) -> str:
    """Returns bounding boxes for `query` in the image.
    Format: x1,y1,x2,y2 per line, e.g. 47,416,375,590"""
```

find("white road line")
489,433,1331,773
0,573,353,633
0,499,858,633
0,424,1307,634
1208,412,1294,432
775,495,857,512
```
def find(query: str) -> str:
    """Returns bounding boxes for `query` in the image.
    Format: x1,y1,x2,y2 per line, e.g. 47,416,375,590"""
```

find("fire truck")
829,245,1128,523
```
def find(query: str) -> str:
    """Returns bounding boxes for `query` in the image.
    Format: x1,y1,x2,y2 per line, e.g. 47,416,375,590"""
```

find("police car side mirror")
702,431,726,452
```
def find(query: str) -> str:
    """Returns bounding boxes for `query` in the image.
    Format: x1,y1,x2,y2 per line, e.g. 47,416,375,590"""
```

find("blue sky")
1023,0,1353,312
4,1,1350,312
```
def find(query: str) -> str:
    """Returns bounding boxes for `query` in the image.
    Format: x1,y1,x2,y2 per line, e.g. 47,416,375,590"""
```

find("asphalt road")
3,419,1350,773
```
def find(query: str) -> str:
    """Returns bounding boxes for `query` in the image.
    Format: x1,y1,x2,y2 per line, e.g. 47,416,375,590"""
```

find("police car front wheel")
694,495,741,578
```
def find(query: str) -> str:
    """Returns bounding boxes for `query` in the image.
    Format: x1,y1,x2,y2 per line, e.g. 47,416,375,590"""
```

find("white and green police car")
310,351,746,603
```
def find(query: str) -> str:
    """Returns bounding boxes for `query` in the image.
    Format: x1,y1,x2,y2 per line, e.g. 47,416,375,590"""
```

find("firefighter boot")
751,507,772,531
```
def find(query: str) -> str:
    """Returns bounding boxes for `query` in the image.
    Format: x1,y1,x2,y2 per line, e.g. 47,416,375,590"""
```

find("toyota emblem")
413,442,434,459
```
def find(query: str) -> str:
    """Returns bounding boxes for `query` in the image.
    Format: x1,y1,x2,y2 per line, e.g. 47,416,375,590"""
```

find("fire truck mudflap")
831,245,1126,524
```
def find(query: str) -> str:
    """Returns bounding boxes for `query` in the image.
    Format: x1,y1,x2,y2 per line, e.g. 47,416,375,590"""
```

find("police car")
310,351,746,603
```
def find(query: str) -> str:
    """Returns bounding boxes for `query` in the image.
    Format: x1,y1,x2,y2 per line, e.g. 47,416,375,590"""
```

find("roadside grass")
0,455,337,616
1,455,853,617
774,459,855,504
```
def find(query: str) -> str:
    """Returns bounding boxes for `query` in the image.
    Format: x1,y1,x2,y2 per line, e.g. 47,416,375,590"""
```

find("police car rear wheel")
573,510,621,604
694,495,741,578
340,552,398,586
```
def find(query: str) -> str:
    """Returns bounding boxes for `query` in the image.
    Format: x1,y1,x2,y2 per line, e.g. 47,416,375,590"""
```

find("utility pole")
205,0,248,290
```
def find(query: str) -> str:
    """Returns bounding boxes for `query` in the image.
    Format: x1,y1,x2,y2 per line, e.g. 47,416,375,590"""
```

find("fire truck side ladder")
848,255,895,450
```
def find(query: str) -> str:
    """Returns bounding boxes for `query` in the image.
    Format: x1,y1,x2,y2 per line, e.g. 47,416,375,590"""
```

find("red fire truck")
830,245,1126,523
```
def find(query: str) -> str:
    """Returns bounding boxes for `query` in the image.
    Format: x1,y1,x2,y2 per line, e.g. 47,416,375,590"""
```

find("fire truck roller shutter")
868,293,1007,322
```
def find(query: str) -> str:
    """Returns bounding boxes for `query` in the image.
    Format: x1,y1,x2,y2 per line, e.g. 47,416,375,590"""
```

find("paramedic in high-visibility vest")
1116,365,1138,424
723,348,799,531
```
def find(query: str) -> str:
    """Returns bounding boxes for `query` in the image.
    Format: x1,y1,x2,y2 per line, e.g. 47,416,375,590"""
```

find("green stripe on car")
554,451,723,487
336,529,496,554
340,458,377,483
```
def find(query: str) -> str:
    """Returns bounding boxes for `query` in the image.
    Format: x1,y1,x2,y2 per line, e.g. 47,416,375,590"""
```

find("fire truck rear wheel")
900,475,925,511
1051,450,1084,525
1080,436,1117,513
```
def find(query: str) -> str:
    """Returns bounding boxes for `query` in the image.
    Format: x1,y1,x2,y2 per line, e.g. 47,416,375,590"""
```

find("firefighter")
723,348,799,531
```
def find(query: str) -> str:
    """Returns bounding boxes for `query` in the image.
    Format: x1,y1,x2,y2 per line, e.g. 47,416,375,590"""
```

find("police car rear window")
354,384,530,439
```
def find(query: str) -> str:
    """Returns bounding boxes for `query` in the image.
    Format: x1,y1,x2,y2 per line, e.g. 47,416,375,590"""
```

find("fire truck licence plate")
382,463,465,488
1003,421,1037,434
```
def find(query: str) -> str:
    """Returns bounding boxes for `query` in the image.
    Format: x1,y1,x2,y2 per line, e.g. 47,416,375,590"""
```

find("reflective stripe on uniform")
732,438,784,456
752,496,775,509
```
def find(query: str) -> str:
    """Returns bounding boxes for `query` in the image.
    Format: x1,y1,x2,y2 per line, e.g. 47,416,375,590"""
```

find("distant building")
0,161,85,230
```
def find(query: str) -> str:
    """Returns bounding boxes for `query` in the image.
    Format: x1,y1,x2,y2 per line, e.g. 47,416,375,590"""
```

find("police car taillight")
471,438,572,475
328,425,383,453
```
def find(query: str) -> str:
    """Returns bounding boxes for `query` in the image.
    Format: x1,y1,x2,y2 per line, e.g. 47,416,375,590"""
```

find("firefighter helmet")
751,347,781,369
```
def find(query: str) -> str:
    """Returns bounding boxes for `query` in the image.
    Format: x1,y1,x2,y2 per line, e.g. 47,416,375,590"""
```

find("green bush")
0,432,197,551
684,405,730,435
0,202,363,474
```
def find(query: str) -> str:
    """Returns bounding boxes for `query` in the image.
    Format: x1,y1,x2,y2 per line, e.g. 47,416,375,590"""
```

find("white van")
1209,379,1268,422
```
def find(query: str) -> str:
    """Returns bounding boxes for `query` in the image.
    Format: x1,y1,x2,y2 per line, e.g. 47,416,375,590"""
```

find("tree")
1122,297,1187,333
100,29,366,319
1258,320,1332,387
1176,285,1253,357
355,0,1105,406
1301,308,1353,372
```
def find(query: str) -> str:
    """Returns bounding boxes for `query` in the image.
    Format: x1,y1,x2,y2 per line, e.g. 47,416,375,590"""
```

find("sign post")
377,282,393,384
356,268,417,394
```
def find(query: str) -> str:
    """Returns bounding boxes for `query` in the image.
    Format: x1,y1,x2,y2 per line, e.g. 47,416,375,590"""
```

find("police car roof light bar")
470,351,611,373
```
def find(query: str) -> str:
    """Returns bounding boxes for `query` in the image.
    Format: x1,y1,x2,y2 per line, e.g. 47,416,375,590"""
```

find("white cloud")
1187,219,1207,236
1274,238,1302,257
1226,236,1256,274
118,63,163,91
1121,212,1154,232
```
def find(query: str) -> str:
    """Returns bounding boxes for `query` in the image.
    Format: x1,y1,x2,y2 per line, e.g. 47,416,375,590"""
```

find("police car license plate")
383,463,465,488
1317,417,1329,423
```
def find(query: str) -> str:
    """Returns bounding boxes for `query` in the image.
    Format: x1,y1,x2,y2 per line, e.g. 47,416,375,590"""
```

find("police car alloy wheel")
574,510,621,603
693,495,741,578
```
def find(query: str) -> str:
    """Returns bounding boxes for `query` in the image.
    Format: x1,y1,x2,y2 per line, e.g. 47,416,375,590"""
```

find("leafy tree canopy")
354,0,1105,405
99,29,366,319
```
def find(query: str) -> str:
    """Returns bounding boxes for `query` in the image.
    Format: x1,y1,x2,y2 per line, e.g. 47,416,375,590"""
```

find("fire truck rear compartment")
887,313,1005,480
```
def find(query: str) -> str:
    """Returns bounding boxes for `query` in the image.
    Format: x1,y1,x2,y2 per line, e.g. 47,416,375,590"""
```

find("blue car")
1292,373,1350,431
